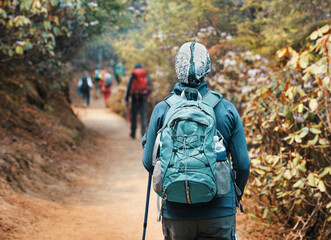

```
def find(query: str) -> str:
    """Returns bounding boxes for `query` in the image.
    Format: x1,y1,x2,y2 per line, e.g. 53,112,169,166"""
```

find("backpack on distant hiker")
80,76,89,92
115,64,125,76
94,69,102,82
152,88,233,204
103,73,112,87
130,68,151,96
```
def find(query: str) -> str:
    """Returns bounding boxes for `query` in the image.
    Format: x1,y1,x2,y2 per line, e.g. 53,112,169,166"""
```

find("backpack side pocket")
153,160,162,193
215,159,230,196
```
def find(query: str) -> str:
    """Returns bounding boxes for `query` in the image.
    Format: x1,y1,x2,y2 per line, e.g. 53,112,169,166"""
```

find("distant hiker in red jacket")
101,72,112,106
125,63,152,139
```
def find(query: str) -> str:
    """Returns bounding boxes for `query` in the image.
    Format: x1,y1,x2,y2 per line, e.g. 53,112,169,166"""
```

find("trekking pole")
142,173,152,240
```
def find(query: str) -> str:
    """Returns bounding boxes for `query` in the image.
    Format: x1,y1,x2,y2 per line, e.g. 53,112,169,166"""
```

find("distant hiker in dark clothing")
78,71,93,107
101,72,113,106
125,63,152,139
114,61,126,84
142,42,250,240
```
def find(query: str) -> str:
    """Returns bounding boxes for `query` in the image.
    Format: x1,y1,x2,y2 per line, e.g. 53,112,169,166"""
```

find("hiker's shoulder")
155,100,169,110
152,101,169,115
215,97,240,118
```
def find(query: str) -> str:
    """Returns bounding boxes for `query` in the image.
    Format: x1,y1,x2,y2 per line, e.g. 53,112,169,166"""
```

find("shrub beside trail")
241,25,330,239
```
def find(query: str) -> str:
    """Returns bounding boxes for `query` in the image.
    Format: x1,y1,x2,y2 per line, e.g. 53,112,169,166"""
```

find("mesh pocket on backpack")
216,160,230,196
153,161,162,193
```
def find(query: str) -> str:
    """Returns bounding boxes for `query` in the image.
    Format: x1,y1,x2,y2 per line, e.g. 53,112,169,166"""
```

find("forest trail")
24,98,163,240
2,96,278,240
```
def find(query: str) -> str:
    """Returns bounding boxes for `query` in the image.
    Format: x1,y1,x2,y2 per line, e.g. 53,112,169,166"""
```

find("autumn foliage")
242,25,331,239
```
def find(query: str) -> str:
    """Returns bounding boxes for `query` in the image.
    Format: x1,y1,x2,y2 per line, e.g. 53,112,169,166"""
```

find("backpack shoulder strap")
164,93,181,107
202,90,223,108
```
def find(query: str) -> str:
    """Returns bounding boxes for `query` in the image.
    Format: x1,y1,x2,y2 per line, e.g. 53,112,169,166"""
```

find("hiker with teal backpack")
93,66,102,99
114,61,126,84
141,42,250,239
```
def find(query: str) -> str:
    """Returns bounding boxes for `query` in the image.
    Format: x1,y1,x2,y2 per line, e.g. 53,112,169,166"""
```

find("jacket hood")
171,81,209,97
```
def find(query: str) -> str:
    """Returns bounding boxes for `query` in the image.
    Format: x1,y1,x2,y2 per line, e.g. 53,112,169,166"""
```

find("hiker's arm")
125,76,133,102
87,77,93,87
228,106,251,196
142,102,168,173
78,78,82,87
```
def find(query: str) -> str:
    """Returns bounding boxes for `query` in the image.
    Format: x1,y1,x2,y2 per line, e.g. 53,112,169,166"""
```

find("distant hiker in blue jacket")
142,42,250,240
125,63,152,139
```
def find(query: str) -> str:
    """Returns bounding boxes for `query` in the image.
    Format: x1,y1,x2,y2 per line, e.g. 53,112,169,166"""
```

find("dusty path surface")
1,97,282,240
23,99,164,240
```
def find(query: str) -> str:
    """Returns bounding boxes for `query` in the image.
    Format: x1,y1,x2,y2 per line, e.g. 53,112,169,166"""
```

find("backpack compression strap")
164,93,181,107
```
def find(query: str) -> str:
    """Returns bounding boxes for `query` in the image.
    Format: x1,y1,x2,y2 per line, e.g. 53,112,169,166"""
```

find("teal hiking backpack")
152,88,232,204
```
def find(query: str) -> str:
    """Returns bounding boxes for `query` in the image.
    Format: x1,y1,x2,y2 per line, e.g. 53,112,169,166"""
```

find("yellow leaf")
294,135,302,143
254,178,262,187
277,47,287,59
309,99,318,112
311,64,323,75
299,127,309,138
318,138,329,145
293,179,304,189
310,123,322,129
288,47,296,55
15,46,23,55
308,173,316,186
318,180,326,192
302,72,310,82
310,31,318,40
294,199,302,205
293,154,300,166
298,164,307,172
297,87,306,97
284,170,292,180
320,24,330,34
255,169,265,175
262,208,269,219
248,213,260,220
283,135,292,141
307,134,319,146
319,167,331,178
310,128,322,134
285,86,295,99
323,76,330,89
327,202,331,209
299,57,308,69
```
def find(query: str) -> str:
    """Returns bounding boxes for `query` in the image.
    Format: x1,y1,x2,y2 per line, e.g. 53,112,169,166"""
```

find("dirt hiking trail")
25,99,163,240
1,97,281,240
